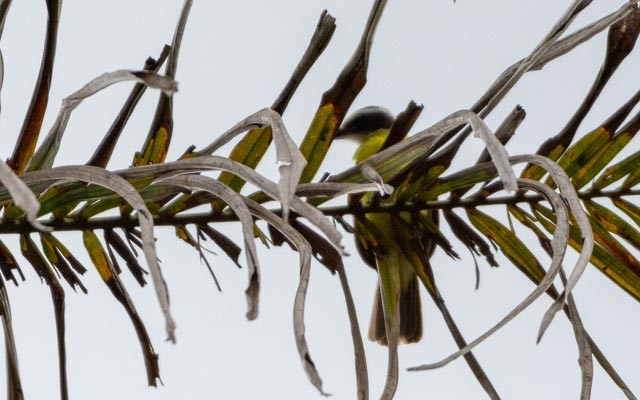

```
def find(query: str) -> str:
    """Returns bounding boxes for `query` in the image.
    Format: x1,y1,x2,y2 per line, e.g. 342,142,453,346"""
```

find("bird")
335,106,427,345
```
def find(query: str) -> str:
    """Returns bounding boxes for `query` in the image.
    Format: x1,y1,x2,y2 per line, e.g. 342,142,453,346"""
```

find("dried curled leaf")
26,70,177,172
120,156,345,254
410,178,569,371
154,175,260,320
243,197,328,396
329,110,518,194
0,160,48,231
19,165,176,342
195,108,307,220
83,230,160,386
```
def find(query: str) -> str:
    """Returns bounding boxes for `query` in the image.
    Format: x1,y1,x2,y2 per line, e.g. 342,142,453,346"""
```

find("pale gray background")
0,1,638,399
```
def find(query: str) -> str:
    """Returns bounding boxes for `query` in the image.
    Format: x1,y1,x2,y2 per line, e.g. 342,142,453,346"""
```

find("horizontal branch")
1,187,639,235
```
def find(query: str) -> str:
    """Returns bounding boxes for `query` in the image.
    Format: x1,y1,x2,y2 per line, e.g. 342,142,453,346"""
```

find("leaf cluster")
0,1,638,399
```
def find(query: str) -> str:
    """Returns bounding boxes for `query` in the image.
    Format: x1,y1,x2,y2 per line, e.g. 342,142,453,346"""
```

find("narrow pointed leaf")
7,0,61,174
613,197,640,228
133,0,192,166
290,219,369,399
468,208,546,282
586,200,640,253
508,204,553,256
217,10,336,194
444,210,498,267
40,233,86,293
296,182,392,199
0,240,23,285
0,277,24,400
413,211,459,259
88,44,171,168
593,150,640,189
243,197,328,396
26,70,177,172
431,162,499,198
19,234,68,400
195,108,307,220
534,204,640,300
45,234,87,275
411,179,570,371
104,229,147,286
298,0,388,184
82,230,160,386
198,225,242,269
336,266,369,400
156,175,260,319
586,212,640,274
20,165,175,341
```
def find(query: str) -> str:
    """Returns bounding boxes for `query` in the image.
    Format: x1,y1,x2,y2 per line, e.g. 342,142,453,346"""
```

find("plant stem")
1,187,638,235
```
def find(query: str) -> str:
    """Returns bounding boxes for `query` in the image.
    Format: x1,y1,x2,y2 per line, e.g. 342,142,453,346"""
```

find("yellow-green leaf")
298,103,338,183
520,145,565,181
572,131,634,189
544,127,610,187
508,204,552,255
430,163,497,198
396,165,446,202
593,150,640,189
219,126,273,191
533,204,640,300
622,157,640,189
613,197,640,228
467,207,546,283
83,230,112,282
586,200,640,252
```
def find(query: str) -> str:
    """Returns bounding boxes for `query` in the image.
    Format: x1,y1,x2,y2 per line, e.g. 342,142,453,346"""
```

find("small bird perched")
336,106,425,345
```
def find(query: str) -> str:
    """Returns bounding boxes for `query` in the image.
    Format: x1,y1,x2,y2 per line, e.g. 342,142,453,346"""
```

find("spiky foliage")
0,0,639,399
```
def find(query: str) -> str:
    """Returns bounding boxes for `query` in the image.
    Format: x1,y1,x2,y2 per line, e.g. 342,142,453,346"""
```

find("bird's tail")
368,277,423,345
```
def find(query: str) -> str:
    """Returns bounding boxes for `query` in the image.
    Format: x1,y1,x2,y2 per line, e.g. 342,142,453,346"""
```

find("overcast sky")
0,1,639,399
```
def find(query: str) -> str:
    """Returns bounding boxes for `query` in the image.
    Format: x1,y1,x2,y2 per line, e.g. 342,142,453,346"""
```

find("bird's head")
335,106,394,163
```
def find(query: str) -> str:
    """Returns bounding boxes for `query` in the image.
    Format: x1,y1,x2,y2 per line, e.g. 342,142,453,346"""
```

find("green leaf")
534,203,640,300
82,229,161,386
586,200,640,252
298,103,339,183
544,127,610,187
622,150,640,188
83,230,113,282
467,207,546,283
416,211,458,259
430,162,498,198
613,197,640,228
593,150,640,189
572,130,634,189
508,204,552,256
218,126,273,191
